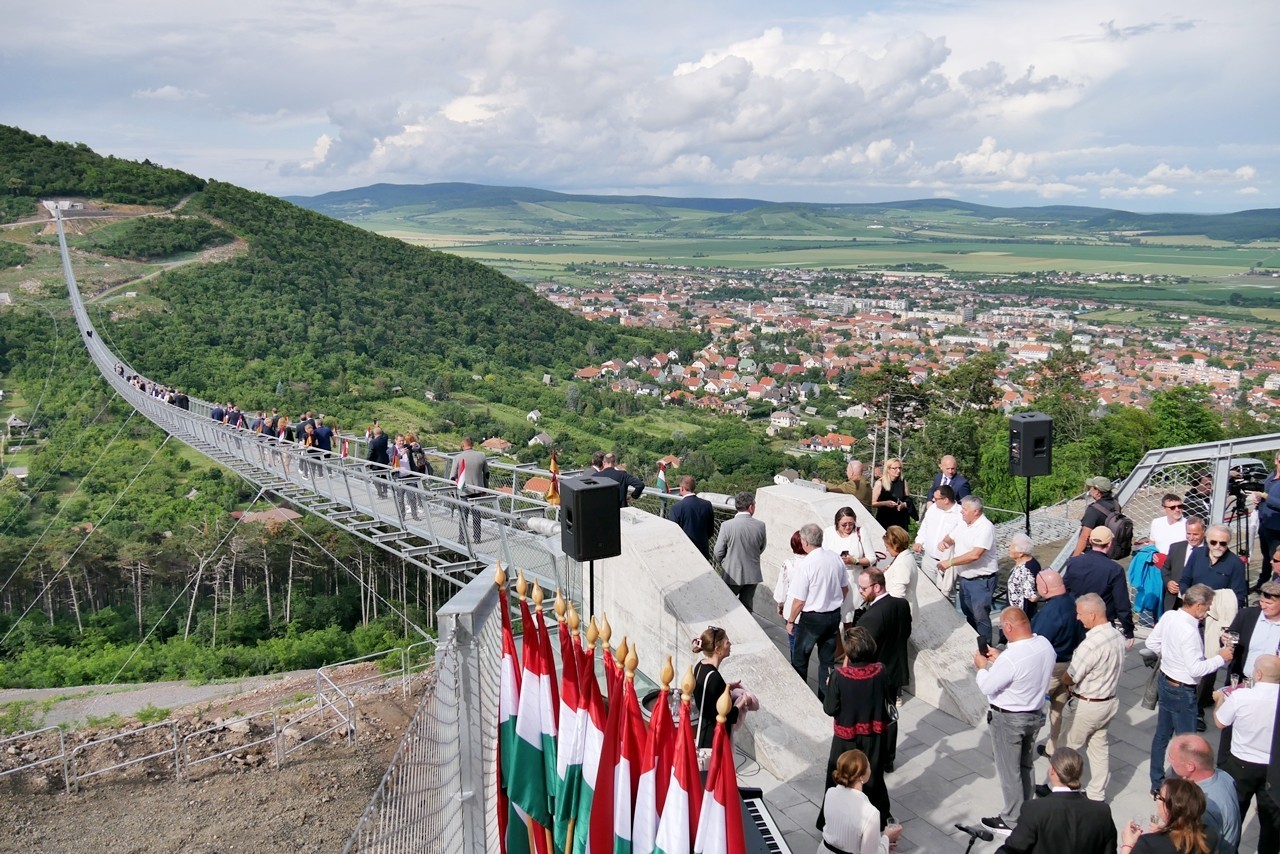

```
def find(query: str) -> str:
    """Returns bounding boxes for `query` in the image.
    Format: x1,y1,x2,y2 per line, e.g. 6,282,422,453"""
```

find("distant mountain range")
285,182,1280,242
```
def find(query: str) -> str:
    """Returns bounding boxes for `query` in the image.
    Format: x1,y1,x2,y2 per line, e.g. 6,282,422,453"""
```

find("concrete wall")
587,484,988,784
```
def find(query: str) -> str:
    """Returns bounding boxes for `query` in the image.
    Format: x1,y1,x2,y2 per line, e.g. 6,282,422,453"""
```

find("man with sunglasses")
1144,493,1188,556
1180,525,1248,610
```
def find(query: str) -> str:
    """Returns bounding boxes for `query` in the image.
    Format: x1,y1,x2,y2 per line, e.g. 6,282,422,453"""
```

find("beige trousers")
1059,694,1119,801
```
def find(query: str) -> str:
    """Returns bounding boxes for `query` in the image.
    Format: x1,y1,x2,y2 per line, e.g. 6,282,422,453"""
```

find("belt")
1070,691,1115,703
823,841,855,854
1164,676,1196,689
989,704,1038,714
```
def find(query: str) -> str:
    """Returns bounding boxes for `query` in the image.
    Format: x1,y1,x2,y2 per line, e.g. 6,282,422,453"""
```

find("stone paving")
739,610,1265,853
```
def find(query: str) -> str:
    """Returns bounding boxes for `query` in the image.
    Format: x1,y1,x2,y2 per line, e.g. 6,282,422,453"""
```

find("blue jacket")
1128,545,1165,615
1031,593,1083,662
1259,471,1280,533
1180,548,1248,608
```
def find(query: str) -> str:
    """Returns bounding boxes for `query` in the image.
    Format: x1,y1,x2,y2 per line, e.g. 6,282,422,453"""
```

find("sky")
3,1,1277,212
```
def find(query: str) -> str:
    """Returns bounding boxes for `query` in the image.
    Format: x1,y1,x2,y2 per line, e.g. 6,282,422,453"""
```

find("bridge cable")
0,431,169,647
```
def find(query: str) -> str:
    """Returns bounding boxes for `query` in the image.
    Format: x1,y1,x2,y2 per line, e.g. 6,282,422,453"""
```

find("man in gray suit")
713,491,767,612
450,436,489,541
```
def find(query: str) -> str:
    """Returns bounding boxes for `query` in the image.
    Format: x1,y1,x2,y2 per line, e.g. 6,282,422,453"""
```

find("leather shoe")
1196,717,1207,732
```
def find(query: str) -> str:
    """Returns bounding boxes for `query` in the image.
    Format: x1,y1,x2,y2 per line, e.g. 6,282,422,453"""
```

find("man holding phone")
974,606,1057,837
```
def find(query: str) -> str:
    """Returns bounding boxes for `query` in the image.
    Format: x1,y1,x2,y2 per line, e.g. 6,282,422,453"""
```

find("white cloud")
132,85,205,102
1,0,1276,210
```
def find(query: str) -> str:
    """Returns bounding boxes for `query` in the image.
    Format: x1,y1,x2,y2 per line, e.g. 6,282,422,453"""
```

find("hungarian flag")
497,576,529,854
554,608,585,851
691,692,745,854
656,462,667,494
653,680,701,854
571,640,608,854
511,595,554,830
631,673,675,854
546,449,561,505
591,652,644,854
341,437,350,458
533,601,561,820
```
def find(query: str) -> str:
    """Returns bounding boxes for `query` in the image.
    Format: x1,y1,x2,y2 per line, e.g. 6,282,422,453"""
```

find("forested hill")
115,181,668,404
0,125,677,409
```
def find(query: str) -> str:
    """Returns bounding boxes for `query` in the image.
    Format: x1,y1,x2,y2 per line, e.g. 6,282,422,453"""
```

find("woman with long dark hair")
1122,777,1214,854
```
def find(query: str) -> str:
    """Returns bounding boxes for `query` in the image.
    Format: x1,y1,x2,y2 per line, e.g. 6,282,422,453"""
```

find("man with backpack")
1071,476,1133,560
1062,527,1135,649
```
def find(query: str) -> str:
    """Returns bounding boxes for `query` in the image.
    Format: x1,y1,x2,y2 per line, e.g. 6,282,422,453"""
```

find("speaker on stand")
560,477,622,618
1009,412,1053,536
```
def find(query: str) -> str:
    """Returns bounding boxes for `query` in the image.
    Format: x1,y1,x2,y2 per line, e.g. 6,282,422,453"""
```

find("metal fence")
345,572,502,854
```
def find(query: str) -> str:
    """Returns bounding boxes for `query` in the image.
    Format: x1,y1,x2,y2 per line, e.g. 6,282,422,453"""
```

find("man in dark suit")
367,425,390,498
996,747,1117,854
595,453,645,507
668,475,714,559
929,454,972,502
853,567,912,770
1163,516,1206,614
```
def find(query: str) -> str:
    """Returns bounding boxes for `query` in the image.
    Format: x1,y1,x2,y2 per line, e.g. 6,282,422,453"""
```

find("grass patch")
85,712,124,728
0,701,42,734
134,703,171,724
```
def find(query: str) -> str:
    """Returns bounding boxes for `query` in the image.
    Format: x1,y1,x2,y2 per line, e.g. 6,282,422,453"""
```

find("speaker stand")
1025,476,1032,537
588,559,596,622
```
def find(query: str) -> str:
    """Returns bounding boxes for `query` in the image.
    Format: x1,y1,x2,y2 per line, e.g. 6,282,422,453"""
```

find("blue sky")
3,1,1276,212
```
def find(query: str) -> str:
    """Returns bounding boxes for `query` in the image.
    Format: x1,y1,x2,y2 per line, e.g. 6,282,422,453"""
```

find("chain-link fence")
344,572,502,854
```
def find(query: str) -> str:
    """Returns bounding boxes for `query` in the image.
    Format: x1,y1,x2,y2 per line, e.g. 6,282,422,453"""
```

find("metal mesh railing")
345,572,502,854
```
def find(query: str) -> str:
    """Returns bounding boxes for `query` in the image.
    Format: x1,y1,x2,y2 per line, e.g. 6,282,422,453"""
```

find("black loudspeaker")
1009,412,1053,477
560,477,622,562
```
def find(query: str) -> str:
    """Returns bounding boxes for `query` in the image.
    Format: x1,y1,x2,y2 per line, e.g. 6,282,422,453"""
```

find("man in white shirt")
1146,583,1233,795
1214,654,1280,854
975,606,1057,836
940,495,999,644
1144,492,1188,555
914,484,963,591
787,523,849,701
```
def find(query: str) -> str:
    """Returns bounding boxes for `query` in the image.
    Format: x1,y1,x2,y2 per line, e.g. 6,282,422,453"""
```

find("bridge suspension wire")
0,408,139,599
0,387,118,538
0,432,171,647
96,486,268,692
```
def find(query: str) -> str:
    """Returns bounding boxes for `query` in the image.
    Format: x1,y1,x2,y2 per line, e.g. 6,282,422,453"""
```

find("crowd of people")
690,452,1280,854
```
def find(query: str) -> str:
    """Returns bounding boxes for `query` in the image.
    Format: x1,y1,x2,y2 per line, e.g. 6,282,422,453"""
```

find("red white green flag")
653,689,701,854
554,614,585,851
571,642,608,854
631,681,675,854
691,696,745,854
511,595,554,830
497,579,531,854
533,602,561,828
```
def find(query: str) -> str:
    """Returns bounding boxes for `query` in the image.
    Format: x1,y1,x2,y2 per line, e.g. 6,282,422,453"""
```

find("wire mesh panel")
345,572,502,854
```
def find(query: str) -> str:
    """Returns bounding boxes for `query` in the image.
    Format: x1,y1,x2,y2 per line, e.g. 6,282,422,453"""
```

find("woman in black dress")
871,458,911,531
692,625,739,750
821,624,891,829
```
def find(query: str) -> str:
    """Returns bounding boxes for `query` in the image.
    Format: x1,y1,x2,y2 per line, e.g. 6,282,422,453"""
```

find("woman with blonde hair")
819,749,903,854
871,458,911,531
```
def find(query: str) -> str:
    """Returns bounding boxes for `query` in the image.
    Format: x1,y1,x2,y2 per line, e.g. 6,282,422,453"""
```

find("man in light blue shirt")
1169,734,1240,854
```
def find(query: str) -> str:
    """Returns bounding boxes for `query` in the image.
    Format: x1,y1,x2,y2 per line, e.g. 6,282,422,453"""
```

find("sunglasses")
1262,592,1280,600
1208,539,1229,546
1164,504,1183,510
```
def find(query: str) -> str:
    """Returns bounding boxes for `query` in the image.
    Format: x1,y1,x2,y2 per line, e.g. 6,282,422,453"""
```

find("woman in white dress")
818,749,903,854
881,526,917,615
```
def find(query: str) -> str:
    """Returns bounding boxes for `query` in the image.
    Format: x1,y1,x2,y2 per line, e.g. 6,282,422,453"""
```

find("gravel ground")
0,666,417,853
